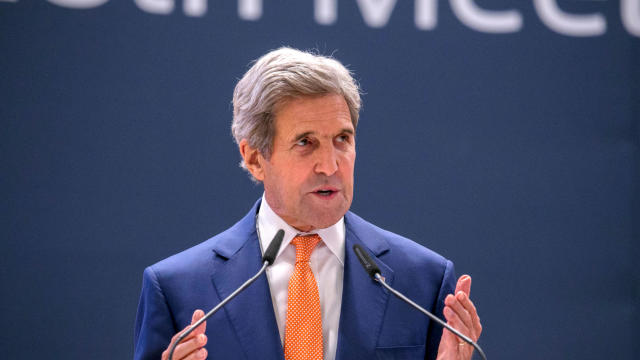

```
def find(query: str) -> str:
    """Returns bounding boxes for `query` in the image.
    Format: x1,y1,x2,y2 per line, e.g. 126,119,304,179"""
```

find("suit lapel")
335,213,394,360
210,202,284,360
208,204,395,359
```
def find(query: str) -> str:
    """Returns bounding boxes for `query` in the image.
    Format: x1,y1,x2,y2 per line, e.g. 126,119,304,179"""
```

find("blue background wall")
1,1,638,359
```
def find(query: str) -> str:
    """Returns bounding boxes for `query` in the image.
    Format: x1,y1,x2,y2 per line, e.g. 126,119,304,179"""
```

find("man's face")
246,94,356,232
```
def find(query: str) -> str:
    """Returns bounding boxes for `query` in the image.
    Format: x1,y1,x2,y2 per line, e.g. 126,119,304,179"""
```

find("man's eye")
337,135,350,143
296,139,309,146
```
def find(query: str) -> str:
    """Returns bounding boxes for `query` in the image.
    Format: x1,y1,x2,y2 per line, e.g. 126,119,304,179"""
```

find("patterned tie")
284,234,324,360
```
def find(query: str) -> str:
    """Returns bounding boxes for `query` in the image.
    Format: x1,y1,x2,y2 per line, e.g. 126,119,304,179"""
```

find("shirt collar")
257,193,345,265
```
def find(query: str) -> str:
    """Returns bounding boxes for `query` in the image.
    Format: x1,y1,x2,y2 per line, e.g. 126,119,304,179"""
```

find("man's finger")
458,294,482,337
192,309,204,322
168,334,208,360
443,306,471,341
457,291,478,323
445,294,472,326
456,288,483,337
191,309,207,334
183,348,208,360
455,274,471,296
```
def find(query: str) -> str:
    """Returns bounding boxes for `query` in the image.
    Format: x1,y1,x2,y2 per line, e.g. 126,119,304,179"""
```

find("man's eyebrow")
291,128,355,142
292,131,313,142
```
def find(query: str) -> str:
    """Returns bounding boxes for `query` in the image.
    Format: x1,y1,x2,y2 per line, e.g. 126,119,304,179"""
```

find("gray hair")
231,47,361,175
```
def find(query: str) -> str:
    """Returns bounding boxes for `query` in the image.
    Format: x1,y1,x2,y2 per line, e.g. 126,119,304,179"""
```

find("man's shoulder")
147,200,259,279
146,233,220,277
345,211,451,271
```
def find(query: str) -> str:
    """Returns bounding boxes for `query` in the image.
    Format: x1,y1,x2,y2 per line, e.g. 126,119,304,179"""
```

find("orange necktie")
284,234,324,360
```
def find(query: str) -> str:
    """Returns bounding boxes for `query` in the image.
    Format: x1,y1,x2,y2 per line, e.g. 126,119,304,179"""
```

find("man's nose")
314,144,338,176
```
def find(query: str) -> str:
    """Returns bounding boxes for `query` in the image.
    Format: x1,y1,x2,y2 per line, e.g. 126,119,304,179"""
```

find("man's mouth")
312,188,339,197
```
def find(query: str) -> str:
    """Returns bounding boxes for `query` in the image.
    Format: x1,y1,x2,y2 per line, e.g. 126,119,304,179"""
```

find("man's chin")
303,205,350,230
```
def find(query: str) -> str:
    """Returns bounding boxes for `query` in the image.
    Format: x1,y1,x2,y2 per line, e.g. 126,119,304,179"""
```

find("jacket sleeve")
134,266,177,360
425,259,456,360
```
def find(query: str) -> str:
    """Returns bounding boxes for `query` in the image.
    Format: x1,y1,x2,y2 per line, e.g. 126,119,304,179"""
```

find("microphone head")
262,229,285,265
353,244,381,279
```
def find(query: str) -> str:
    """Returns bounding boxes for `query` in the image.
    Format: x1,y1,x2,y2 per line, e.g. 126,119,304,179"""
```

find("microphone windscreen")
262,229,285,265
353,244,381,279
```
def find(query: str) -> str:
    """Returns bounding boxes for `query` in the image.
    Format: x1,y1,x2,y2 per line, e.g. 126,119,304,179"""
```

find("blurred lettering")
134,0,173,14
415,0,437,30
4,0,635,37
534,0,606,37
239,0,261,21
622,0,640,36
356,0,397,28
450,0,522,33
184,0,206,17
46,0,108,8
315,0,337,25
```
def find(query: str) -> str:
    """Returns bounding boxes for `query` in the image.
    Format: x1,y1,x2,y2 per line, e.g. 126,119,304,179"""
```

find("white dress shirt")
257,195,345,360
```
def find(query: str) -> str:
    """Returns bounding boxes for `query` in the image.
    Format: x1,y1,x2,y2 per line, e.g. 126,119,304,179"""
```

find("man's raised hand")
436,275,482,360
162,309,208,360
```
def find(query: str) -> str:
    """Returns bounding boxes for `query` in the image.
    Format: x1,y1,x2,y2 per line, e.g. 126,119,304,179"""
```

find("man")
134,47,482,360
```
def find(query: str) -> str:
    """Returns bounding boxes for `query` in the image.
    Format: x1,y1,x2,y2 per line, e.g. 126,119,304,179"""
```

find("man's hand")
436,275,482,360
162,309,208,360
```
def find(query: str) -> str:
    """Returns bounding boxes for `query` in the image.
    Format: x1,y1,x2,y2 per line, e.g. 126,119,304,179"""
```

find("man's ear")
239,139,266,182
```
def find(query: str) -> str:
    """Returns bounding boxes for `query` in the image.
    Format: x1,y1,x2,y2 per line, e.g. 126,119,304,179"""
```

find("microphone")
262,229,285,265
352,244,487,360
168,229,285,360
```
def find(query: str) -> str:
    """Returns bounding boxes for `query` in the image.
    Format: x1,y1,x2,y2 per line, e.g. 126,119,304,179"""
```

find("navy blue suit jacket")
134,200,456,360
